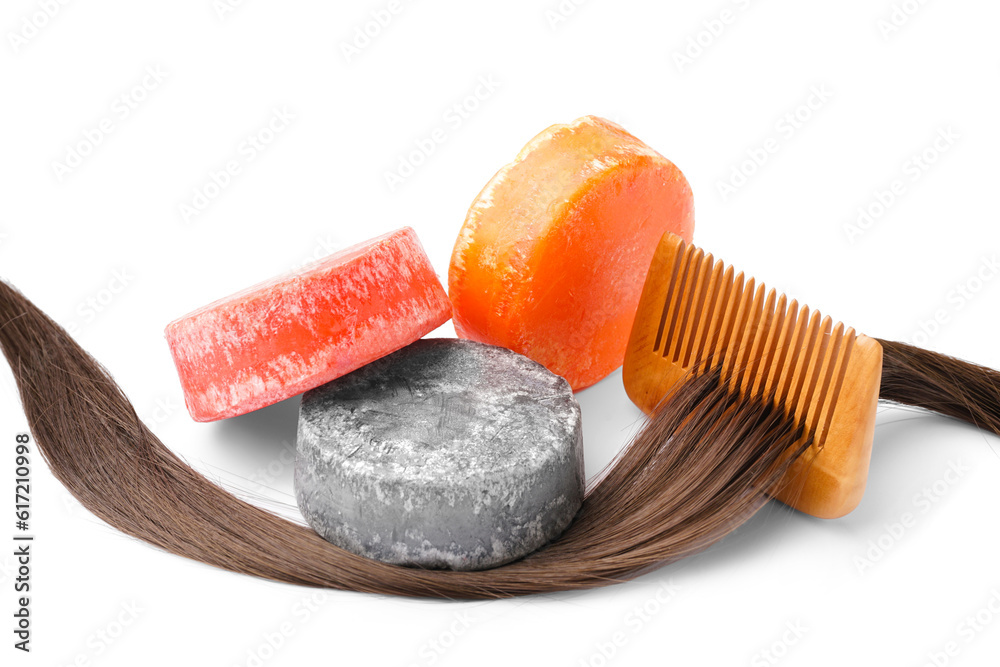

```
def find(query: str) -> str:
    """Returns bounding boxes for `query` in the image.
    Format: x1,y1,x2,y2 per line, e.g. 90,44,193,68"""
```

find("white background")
2,1,1000,665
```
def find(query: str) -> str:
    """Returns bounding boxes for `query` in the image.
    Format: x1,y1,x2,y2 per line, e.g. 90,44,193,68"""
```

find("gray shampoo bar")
295,338,584,571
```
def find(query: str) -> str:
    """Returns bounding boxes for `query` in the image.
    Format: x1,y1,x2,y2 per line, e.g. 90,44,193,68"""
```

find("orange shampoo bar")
449,116,694,390
166,227,451,422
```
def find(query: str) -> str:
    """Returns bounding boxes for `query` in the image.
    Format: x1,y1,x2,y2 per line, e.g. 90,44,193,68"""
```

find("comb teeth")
652,240,856,447
625,233,884,518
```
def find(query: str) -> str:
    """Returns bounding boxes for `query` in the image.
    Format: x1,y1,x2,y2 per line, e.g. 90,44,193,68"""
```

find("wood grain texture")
624,233,882,518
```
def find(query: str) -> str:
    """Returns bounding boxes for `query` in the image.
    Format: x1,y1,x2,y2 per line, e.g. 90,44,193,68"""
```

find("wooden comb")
623,232,882,518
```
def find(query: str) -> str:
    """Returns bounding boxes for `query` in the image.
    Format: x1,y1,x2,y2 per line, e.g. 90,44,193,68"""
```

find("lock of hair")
624,232,883,518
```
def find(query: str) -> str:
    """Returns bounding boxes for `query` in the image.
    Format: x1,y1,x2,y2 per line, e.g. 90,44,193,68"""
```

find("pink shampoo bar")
165,227,452,422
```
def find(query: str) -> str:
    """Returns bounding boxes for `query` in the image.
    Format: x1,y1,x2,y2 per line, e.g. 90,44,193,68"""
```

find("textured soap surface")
295,338,584,571
449,115,695,391
165,227,452,422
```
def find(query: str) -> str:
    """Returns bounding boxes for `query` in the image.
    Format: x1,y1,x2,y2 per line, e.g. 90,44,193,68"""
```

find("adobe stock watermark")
339,0,416,63
64,268,136,337
843,126,958,244
716,84,833,202
544,0,592,31
854,460,969,574
143,395,181,431
384,75,500,192
51,65,168,183
7,0,72,54
232,590,329,667
877,0,932,41
577,580,680,667
672,0,755,73
214,0,249,20
907,254,998,347
247,441,296,488
54,600,144,667
290,234,346,275
919,589,1000,667
178,106,295,223
750,620,808,667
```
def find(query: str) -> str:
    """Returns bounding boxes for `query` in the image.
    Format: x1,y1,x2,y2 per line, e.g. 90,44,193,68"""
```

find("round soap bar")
449,115,695,390
165,227,451,422
295,338,584,571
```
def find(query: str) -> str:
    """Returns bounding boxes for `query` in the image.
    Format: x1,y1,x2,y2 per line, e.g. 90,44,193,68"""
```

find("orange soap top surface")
166,227,452,422
449,116,695,390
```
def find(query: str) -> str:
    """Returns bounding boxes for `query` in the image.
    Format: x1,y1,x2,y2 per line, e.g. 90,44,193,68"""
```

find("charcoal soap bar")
295,338,584,571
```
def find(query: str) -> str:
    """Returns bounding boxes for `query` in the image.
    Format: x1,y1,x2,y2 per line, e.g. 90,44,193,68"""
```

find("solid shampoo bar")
449,115,695,390
165,227,452,422
295,338,585,571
